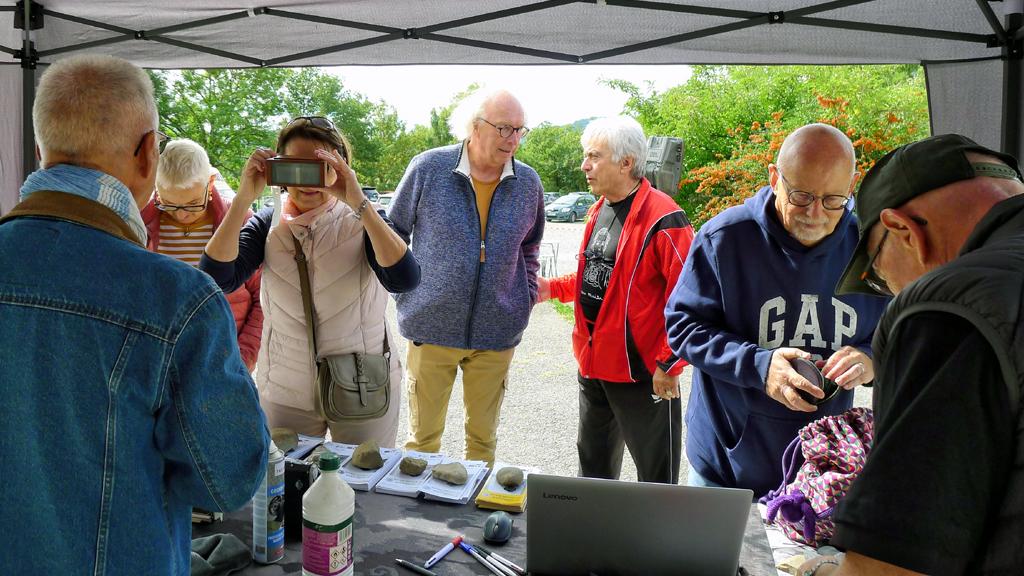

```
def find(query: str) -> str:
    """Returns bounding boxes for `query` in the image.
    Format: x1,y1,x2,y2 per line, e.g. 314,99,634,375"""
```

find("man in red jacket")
141,139,263,371
538,116,695,484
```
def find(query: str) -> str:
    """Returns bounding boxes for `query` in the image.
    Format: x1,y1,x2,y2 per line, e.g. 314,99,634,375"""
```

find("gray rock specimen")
270,427,298,453
496,466,524,490
352,440,384,470
432,462,468,485
400,457,428,476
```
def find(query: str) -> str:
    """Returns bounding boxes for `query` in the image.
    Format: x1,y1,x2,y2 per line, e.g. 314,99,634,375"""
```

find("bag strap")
292,233,319,368
293,232,391,361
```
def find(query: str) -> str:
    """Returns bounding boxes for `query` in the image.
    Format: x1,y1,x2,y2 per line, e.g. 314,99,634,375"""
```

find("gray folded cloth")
191,533,252,576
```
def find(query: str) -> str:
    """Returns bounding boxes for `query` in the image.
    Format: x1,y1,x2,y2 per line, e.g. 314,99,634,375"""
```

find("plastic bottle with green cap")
301,451,355,576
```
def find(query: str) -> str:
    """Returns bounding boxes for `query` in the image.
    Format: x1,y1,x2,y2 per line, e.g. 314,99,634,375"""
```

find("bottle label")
302,515,353,576
253,457,286,563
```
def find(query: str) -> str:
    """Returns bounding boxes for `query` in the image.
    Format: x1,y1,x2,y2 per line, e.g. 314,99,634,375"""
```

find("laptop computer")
527,474,753,576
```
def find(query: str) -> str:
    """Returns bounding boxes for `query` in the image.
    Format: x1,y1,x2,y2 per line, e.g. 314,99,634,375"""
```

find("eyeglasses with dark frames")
134,129,170,157
777,169,852,211
477,117,530,139
859,216,927,297
155,186,211,214
860,229,891,296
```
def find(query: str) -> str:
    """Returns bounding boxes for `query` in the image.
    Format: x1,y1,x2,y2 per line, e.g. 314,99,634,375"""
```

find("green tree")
151,67,413,192
372,84,474,190
362,103,413,190
516,123,588,193
280,69,380,182
151,68,288,189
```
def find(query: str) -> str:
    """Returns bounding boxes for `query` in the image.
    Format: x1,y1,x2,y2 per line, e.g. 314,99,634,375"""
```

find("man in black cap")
800,133,1024,575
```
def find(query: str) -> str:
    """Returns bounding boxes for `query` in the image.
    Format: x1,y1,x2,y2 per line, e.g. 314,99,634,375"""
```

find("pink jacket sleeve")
236,268,263,371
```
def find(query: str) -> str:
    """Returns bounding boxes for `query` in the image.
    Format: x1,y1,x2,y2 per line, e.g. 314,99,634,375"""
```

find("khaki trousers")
404,342,515,464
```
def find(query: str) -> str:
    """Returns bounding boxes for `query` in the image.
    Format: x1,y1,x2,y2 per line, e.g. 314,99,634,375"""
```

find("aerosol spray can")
253,440,286,564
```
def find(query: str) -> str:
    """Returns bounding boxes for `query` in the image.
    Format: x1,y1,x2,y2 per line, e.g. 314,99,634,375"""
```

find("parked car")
545,192,596,223
377,193,394,207
543,192,559,206
361,186,380,202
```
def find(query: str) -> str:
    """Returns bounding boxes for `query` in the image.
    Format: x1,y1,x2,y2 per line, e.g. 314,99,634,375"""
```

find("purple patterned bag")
760,407,874,546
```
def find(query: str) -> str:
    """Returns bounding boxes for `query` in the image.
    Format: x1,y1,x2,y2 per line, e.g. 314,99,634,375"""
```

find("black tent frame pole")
18,0,38,182
977,0,1009,45
1003,8,1023,156
2,0,1014,160
0,6,13,56
14,0,999,68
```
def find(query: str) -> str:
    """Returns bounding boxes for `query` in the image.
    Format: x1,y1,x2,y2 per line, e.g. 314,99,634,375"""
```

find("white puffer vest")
256,199,401,410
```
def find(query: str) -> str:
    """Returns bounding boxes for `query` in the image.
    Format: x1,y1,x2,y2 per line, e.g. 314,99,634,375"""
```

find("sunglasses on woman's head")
286,116,337,131
282,116,349,162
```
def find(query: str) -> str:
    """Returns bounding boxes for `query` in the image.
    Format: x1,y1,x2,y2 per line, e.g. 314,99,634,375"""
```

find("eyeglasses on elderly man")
777,168,854,211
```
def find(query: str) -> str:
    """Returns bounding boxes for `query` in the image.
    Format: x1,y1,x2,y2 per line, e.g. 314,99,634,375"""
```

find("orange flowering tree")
613,65,929,229
683,94,927,229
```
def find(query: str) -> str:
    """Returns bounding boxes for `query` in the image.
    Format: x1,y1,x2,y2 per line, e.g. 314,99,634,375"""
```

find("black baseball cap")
837,134,1022,296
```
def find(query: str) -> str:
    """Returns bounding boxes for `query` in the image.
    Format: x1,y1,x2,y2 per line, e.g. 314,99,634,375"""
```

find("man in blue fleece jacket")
665,124,889,497
387,89,545,464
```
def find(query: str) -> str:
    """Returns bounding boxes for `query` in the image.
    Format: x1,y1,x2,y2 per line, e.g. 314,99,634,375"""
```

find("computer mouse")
483,511,514,544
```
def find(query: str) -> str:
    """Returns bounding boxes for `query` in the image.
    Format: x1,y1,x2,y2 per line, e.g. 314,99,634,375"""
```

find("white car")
377,193,394,208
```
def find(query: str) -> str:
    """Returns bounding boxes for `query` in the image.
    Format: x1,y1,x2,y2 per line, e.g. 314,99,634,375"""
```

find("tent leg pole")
19,0,38,181
22,66,35,179
1003,6,1023,156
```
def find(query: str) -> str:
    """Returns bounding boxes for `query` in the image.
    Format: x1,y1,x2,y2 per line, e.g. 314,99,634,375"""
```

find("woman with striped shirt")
142,139,263,371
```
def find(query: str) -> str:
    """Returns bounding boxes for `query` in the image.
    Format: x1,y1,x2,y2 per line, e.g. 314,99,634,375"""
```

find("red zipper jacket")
141,185,263,370
549,178,694,382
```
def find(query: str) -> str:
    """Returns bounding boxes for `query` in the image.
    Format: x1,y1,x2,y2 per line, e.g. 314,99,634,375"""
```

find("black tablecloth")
193,489,776,575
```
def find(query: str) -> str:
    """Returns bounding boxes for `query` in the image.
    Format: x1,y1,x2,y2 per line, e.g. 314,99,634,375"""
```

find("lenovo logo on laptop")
541,492,578,501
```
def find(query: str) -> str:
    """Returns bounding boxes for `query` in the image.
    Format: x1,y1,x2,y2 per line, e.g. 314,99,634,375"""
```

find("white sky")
326,65,692,128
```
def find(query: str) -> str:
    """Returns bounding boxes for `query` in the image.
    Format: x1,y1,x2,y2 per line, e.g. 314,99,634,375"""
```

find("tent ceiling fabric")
0,1,1020,215
926,59,1005,152
0,1,1006,68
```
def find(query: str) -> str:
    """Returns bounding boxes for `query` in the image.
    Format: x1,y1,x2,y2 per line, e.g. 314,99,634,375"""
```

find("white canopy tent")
2,0,1022,215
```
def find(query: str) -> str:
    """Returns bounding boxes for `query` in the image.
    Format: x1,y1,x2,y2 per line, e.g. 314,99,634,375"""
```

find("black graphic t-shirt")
579,192,637,326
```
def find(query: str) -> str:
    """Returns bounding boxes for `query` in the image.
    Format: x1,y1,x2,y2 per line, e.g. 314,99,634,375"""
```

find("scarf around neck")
20,164,148,245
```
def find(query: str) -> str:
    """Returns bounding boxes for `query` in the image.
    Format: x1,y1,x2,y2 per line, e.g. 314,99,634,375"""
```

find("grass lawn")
550,300,574,323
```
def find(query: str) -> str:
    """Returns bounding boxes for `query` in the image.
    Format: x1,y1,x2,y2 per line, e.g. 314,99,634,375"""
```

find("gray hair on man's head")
581,116,648,179
449,87,526,141
33,54,157,160
157,139,212,192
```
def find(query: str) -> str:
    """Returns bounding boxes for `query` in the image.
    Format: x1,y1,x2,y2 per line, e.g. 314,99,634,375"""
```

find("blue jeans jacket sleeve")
155,291,269,512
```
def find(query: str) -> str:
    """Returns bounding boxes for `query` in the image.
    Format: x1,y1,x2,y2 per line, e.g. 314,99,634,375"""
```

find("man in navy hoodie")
665,123,889,497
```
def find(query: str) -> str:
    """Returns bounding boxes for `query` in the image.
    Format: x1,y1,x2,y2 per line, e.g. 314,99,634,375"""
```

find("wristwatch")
353,198,369,220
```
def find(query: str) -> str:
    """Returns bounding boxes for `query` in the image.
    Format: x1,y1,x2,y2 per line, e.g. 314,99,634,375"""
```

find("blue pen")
424,535,462,569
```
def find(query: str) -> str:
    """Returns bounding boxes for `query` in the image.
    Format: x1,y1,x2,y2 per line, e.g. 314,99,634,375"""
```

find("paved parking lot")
536,219,586,278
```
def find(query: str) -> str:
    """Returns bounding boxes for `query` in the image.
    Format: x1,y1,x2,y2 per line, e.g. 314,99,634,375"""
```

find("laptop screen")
526,474,753,576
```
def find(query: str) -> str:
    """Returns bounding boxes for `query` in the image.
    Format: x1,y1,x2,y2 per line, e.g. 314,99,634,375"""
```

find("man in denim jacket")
0,55,269,574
